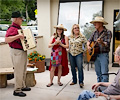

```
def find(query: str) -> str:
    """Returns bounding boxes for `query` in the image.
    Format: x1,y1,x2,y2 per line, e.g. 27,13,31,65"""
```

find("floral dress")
51,41,62,67
49,36,69,76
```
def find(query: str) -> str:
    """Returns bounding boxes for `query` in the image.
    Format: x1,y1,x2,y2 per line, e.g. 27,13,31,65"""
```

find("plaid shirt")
88,26,112,53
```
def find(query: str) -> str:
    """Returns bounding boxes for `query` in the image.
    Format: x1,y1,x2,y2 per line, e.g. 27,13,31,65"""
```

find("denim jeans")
69,53,84,84
94,53,109,82
77,90,96,100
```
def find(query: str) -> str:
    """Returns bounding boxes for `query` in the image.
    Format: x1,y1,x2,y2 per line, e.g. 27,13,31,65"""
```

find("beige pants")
10,48,27,92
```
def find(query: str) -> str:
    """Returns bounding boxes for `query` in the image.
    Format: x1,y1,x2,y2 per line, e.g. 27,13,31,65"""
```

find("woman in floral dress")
47,24,69,87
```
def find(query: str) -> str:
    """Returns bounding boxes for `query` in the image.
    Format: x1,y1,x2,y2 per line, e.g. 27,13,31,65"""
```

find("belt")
10,47,24,51
100,51,109,54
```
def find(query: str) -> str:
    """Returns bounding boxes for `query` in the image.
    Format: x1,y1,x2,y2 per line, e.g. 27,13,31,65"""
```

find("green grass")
0,20,12,25
0,20,27,26
22,22,27,26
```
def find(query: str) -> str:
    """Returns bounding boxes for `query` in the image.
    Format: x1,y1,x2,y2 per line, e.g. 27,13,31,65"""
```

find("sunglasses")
74,27,79,29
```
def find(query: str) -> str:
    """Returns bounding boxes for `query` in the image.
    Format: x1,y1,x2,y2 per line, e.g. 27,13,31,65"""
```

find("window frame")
58,0,104,24
57,0,104,36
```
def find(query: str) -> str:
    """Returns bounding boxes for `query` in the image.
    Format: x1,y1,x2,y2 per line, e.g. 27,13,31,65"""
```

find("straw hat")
54,24,67,31
90,16,108,25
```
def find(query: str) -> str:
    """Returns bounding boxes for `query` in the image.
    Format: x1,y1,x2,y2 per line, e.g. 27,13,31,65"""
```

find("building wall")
0,0,120,68
0,37,43,68
0,44,13,68
50,0,59,35
104,0,120,62
37,0,59,59
37,0,120,63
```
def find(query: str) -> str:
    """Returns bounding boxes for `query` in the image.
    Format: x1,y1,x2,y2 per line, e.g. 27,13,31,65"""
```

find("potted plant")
28,51,46,73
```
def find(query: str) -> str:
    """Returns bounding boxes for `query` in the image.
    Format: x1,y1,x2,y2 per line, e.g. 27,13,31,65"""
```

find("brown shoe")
79,83,84,88
70,82,77,85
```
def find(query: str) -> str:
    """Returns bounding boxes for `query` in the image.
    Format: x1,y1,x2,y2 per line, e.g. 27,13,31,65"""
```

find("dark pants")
97,85,108,92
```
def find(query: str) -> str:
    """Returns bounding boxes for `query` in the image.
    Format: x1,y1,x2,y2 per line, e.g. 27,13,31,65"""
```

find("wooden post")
25,72,36,87
0,74,7,88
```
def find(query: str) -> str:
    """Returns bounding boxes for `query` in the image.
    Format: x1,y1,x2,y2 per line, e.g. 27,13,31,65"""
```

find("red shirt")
5,22,23,50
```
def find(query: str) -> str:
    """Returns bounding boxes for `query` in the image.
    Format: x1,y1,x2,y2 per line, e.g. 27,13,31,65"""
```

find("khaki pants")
10,48,27,92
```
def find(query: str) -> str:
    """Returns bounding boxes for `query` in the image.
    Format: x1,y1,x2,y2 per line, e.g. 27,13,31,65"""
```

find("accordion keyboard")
18,29,37,51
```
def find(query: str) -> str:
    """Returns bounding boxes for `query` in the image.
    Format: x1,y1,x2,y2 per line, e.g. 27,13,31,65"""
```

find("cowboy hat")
54,24,67,31
90,16,108,25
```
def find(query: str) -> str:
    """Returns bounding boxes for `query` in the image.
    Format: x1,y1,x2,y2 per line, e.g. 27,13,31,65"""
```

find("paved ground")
0,64,119,100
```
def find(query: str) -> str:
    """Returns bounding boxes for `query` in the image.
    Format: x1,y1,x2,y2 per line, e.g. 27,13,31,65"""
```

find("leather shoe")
79,83,84,88
13,91,26,97
70,82,77,85
22,87,31,91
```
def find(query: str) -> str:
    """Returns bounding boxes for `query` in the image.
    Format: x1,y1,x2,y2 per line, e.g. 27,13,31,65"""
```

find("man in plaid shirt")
87,16,112,82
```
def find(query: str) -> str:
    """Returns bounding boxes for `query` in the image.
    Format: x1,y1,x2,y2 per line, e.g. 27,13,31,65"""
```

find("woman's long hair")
54,28,64,40
70,24,83,38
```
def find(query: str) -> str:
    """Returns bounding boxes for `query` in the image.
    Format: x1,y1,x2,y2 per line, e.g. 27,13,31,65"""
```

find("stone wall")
0,36,44,68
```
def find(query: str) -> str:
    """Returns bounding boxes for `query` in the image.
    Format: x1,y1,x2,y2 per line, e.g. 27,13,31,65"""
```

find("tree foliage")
0,0,24,20
81,11,102,39
23,0,36,22
0,0,36,21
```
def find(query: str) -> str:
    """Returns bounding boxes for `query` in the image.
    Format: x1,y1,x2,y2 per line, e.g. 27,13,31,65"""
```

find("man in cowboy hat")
5,11,31,97
87,16,112,82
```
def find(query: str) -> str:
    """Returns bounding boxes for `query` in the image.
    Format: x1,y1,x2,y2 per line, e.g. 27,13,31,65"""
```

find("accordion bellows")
18,29,37,51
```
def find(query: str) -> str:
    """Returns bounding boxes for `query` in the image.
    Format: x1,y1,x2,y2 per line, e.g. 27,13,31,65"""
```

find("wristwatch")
107,95,110,100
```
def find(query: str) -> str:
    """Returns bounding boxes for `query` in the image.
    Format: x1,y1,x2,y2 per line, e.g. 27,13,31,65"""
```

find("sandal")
46,83,53,87
58,82,63,86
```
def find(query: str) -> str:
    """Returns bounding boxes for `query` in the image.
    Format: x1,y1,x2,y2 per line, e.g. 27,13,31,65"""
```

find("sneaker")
13,91,26,97
21,87,31,91
79,83,84,88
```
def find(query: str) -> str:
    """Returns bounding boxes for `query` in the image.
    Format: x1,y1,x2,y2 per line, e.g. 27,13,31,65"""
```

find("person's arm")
92,82,111,91
87,41,91,47
87,32,95,50
5,34,24,43
59,36,69,48
97,30,112,47
87,41,92,52
48,36,55,48
97,38,106,46
108,95,120,100
95,92,120,100
48,36,59,48
82,36,87,51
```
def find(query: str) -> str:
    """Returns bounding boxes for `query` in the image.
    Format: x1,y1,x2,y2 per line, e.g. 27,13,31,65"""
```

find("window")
80,1,103,39
58,2,79,36
58,0,103,39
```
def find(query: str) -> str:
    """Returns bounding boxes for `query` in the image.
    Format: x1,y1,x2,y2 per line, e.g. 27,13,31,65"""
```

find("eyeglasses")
113,52,117,55
73,27,79,29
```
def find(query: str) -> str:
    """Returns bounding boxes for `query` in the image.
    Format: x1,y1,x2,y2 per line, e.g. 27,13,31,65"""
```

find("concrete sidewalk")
0,64,119,100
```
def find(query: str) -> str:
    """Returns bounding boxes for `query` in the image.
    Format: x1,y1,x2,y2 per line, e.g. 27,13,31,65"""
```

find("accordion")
18,29,37,51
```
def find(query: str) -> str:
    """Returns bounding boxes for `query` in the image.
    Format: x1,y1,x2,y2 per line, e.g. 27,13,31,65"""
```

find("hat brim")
54,26,67,31
90,21,108,25
11,15,23,18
